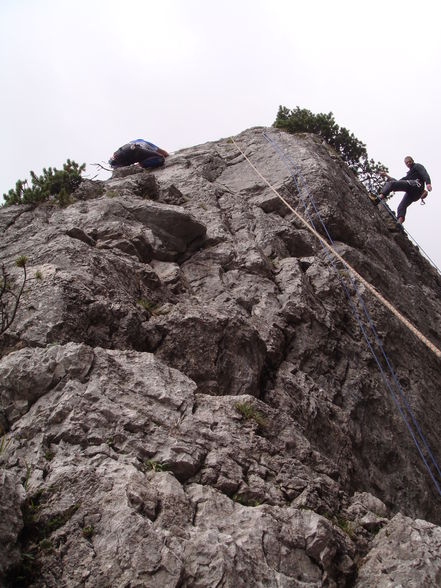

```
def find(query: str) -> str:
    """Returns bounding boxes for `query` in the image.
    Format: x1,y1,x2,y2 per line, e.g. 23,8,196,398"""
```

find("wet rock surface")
1,127,441,586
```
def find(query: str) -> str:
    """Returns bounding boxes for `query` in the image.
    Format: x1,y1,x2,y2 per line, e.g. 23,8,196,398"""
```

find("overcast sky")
1,0,440,269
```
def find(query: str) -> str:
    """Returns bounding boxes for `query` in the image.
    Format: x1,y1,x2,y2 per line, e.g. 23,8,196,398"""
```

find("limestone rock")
356,514,441,587
1,127,441,586
0,470,25,576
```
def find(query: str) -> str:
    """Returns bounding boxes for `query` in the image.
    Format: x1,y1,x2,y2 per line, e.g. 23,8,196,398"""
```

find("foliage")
232,494,262,507
3,159,85,207
235,402,266,429
1,256,28,337
44,449,55,461
23,462,32,490
137,298,165,316
273,106,388,194
82,525,95,539
4,490,79,587
144,459,167,472
0,434,11,456
322,511,355,538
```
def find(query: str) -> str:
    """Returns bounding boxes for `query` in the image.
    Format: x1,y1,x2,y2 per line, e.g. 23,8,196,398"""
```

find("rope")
376,198,441,276
231,137,441,362
262,131,441,495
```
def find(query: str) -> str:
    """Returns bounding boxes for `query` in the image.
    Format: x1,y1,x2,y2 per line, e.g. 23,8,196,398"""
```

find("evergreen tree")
274,106,387,194
3,160,86,207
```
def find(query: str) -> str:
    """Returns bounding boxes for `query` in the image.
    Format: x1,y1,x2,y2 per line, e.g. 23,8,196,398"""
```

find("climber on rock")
109,139,169,170
378,156,432,224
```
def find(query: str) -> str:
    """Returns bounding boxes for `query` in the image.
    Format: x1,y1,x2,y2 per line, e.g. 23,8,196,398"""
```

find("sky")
1,0,440,270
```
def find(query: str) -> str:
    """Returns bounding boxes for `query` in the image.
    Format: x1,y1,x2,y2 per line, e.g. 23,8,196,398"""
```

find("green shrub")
0,435,11,456
82,525,94,539
3,159,85,207
137,299,163,316
235,401,266,429
144,459,167,472
274,106,388,194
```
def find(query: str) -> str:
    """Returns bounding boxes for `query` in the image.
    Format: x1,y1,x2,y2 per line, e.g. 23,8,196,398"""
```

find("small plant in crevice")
24,490,45,522
44,449,55,462
144,459,168,472
82,525,95,540
235,401,267,429
38,538,53,552
4,490,45,587
335,514,355,539
5,491,80,587
106,437,116,449
47,341,60,348
105,189,119,199
232,494,262,507
23,462,32,490
322,511,355,539
268,256,280,269
136,298,162,316
0,434,11,456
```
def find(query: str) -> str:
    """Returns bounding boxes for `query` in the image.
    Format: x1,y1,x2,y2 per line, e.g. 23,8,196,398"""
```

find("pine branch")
0,258,28,336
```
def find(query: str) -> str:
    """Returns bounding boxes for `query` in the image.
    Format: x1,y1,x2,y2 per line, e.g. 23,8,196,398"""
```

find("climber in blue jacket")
109,139,169,170
379,156,432,224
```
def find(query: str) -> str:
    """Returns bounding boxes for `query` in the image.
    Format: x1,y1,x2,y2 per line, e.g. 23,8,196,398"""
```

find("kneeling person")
109,139,169,170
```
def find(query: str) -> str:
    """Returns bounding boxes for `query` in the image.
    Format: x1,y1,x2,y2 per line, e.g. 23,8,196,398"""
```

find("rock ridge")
1,127,441,586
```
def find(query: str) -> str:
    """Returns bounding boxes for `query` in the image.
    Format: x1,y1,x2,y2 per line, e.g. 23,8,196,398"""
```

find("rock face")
1,127,441,586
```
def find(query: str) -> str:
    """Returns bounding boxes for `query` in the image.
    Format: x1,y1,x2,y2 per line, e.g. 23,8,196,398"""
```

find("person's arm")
415,163,432,189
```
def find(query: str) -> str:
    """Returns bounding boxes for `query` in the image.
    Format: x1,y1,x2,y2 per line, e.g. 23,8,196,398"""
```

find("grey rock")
356,513,441,587
0,342,93,426
1,126,441,586
0,470,25,575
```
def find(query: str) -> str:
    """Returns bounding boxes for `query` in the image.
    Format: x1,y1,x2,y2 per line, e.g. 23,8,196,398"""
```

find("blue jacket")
129,139,159,152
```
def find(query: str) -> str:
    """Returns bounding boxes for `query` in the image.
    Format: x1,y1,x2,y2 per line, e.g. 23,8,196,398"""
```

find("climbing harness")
231,133,441,496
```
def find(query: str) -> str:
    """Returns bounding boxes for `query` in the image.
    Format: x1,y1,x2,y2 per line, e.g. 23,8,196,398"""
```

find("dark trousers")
111,144,165,169
381,179,422,220
138,153,165,168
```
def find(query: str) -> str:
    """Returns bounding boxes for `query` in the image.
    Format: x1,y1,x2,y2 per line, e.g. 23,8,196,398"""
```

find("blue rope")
263,130,441,489
263,130,441,496
264,130,441,491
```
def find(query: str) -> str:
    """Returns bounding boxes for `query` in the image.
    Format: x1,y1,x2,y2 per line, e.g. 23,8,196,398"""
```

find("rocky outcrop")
356,514,441,587
1,127,440,586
